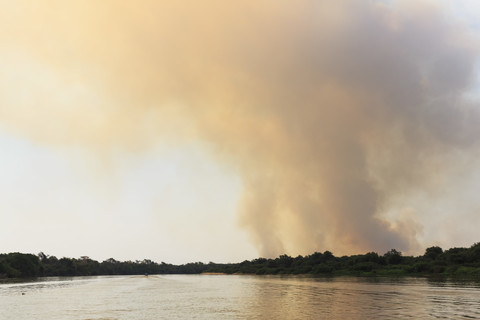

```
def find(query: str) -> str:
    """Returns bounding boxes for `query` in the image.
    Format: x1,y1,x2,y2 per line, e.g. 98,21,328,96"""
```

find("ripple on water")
1,275,480,319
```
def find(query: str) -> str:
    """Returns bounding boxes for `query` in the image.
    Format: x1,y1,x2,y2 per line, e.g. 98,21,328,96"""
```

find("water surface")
1,275,479,319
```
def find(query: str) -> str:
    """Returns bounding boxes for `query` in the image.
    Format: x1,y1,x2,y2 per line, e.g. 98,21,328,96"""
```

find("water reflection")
1,275,480,319
243,276,480,319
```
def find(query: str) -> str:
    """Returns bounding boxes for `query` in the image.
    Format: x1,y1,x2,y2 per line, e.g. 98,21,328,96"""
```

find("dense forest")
2,243,480,279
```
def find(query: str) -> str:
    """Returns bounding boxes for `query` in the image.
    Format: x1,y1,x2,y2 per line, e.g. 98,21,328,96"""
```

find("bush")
353,262,377,272
413,262,431,273
312,263,333,274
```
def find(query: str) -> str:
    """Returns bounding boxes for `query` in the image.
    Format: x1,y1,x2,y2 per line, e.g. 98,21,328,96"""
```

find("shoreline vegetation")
1,243,480,279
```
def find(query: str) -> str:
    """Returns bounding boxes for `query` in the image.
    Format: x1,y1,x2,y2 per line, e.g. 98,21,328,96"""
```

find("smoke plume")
1,0,480,256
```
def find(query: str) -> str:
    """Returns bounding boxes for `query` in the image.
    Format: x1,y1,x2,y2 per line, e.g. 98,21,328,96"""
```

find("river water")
1,275,480,319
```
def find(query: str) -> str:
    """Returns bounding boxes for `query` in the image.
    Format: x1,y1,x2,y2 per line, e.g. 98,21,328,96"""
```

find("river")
1,275,479,319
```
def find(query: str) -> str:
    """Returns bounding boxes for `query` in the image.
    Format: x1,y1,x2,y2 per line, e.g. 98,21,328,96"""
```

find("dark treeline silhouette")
2,243,480,278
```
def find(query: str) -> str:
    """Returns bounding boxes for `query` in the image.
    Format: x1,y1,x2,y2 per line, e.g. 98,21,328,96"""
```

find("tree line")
1,242,480,279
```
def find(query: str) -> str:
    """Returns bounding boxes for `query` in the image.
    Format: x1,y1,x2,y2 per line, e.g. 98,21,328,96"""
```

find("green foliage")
2,241,480,278
384,249,402,265
425,246,443,260
0,253,42,278
412,262,431,273
353,262,378,272
312,263,333,274
377,266,407,276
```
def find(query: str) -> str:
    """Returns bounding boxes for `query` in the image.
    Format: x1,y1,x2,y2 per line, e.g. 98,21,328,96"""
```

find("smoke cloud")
1,0,480,257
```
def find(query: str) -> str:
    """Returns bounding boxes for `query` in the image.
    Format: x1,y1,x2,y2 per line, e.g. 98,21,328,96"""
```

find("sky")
1,0,480,264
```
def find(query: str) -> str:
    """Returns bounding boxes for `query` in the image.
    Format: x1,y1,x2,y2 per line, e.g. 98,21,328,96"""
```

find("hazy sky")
2,0,480,264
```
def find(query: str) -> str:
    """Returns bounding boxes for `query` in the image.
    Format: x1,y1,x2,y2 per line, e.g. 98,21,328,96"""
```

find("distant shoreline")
2,242,480,279
200,272,227,275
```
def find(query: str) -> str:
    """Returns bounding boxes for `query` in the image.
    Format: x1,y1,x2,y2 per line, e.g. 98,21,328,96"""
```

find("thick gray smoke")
1,0,479,256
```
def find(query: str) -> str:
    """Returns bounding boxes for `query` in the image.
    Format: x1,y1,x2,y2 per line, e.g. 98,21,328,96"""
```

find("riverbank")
2,242,480,278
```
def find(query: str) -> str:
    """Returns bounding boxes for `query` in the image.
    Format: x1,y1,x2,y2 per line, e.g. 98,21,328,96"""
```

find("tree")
277,254,293,268
424,246,443,260
38,252,48,262
384,249,402,264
